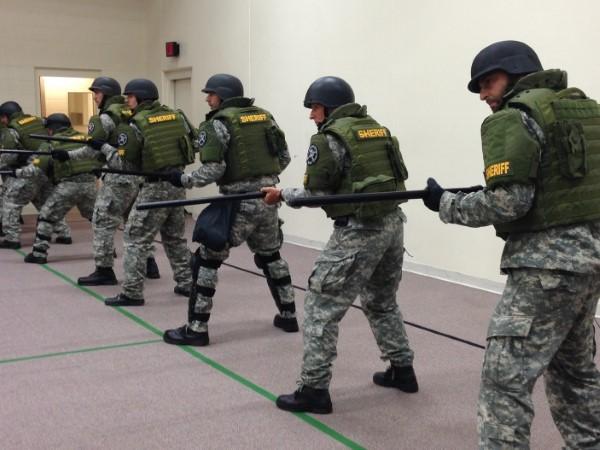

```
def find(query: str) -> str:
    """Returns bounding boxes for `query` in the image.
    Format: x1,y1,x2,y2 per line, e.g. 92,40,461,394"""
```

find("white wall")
0,0,150,113
2,0,600,317
144,0,600,290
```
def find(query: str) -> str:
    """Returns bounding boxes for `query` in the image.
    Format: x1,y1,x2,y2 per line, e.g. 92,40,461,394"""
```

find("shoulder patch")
117,132,128,146
198,130,207,147
88,122,95,133
306,144,319,166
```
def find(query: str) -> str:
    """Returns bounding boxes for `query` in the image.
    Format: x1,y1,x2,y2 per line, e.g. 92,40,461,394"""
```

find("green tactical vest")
199,97,282,184
50,128,104,181
481,69,600,234
8,113,47,150
87,96,129,141
130,101,194,172
304,103,408,219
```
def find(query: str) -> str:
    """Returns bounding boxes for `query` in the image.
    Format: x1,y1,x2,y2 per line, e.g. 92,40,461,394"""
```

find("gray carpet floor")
1,214,598,449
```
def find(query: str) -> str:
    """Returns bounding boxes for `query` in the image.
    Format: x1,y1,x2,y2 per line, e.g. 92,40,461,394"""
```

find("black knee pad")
254,251,281,270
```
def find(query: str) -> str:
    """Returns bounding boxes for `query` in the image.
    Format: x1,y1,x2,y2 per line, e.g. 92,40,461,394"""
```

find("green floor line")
0,339,163,365
13,249,366,450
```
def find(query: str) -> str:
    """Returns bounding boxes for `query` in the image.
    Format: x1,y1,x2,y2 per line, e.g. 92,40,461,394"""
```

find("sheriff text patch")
240,113,268,124
148,113,177,124
485,161,511,180
356,128,388,139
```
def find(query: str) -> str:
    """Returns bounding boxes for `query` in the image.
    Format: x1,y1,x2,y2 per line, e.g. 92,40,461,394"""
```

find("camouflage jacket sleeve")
181,119,228,188
0,129,23,166
272,118,291,171
68,114,118,162
281,134,348,208
439,183,535,227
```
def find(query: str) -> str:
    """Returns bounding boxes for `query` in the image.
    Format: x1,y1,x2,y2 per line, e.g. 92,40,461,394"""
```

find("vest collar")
133,100,161,115
504,69,568,101
206,97,254,120
101,95,125,112
321,103,366,129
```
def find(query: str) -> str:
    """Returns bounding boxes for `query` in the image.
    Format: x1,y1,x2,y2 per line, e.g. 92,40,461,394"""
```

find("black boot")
173,286,191,297
276,386,333,414
55,236,73,245
373,365,419,393
77,267,118,286
24,252,47,264
145,256,160,279
273,314,299,332
105,293,144,307
163,325,209,346
0,240,21,249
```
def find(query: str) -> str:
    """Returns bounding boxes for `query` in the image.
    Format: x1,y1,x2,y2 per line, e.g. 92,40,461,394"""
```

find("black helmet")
89,77,121,97
123,78,159,102
201,74,243,101
0,101,23,118
468,40,543,93
304,76,354,109
45,113,71,131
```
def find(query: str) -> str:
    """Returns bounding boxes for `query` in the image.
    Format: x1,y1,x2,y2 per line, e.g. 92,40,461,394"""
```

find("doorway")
39,76,97,133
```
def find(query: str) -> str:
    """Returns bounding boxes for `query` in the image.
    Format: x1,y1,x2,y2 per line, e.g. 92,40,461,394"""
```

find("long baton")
29,133,90,144
286,185,483,207
95,168,171,178
135,185,483,211
136,192,266,210
0,149,52,155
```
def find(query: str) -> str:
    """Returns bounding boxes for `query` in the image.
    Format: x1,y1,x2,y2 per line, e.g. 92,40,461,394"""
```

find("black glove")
166,169,184,188
51,149,70,161
89,139,106,151
423,177,445,212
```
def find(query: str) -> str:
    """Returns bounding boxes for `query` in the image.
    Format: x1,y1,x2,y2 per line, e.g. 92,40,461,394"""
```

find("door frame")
162,67,193,118
34,67,101,116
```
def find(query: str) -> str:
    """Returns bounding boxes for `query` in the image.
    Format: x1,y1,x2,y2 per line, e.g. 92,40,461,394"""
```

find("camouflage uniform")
183,115,296,334
439,72,600,448
282,132,414,389
0,128,70,245
68,111,142,269
114,101,192,301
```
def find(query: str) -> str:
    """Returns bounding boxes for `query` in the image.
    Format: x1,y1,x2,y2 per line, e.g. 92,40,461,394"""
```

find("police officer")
263,76,417,414
22,113,100,264
60,77,160,284
0,101,71,249
423,41,600,448
162,73,297,347
104,78,193,306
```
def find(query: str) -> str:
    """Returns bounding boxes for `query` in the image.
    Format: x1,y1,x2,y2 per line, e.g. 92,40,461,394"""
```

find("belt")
144,176,163,183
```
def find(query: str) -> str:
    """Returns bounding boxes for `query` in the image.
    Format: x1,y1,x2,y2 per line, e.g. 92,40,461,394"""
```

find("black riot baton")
135,185,483,211
286,185,484,207
29,133,90,144
0,149,52,155
136,192,266,210
94,168,173,178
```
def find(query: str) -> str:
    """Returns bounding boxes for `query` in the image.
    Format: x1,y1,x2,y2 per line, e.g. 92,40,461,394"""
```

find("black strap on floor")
221,261,487,350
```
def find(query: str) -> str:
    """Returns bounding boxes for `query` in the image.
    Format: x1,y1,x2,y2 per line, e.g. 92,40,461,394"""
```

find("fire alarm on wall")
165,42,180,57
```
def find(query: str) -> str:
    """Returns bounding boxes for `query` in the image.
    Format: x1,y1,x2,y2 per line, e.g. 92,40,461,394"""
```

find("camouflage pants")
32,178,96,257
121,181,191,300
1,176,70,243
189,199,294,332
478,268,600,449
92,178,140,268
300,209,414,389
